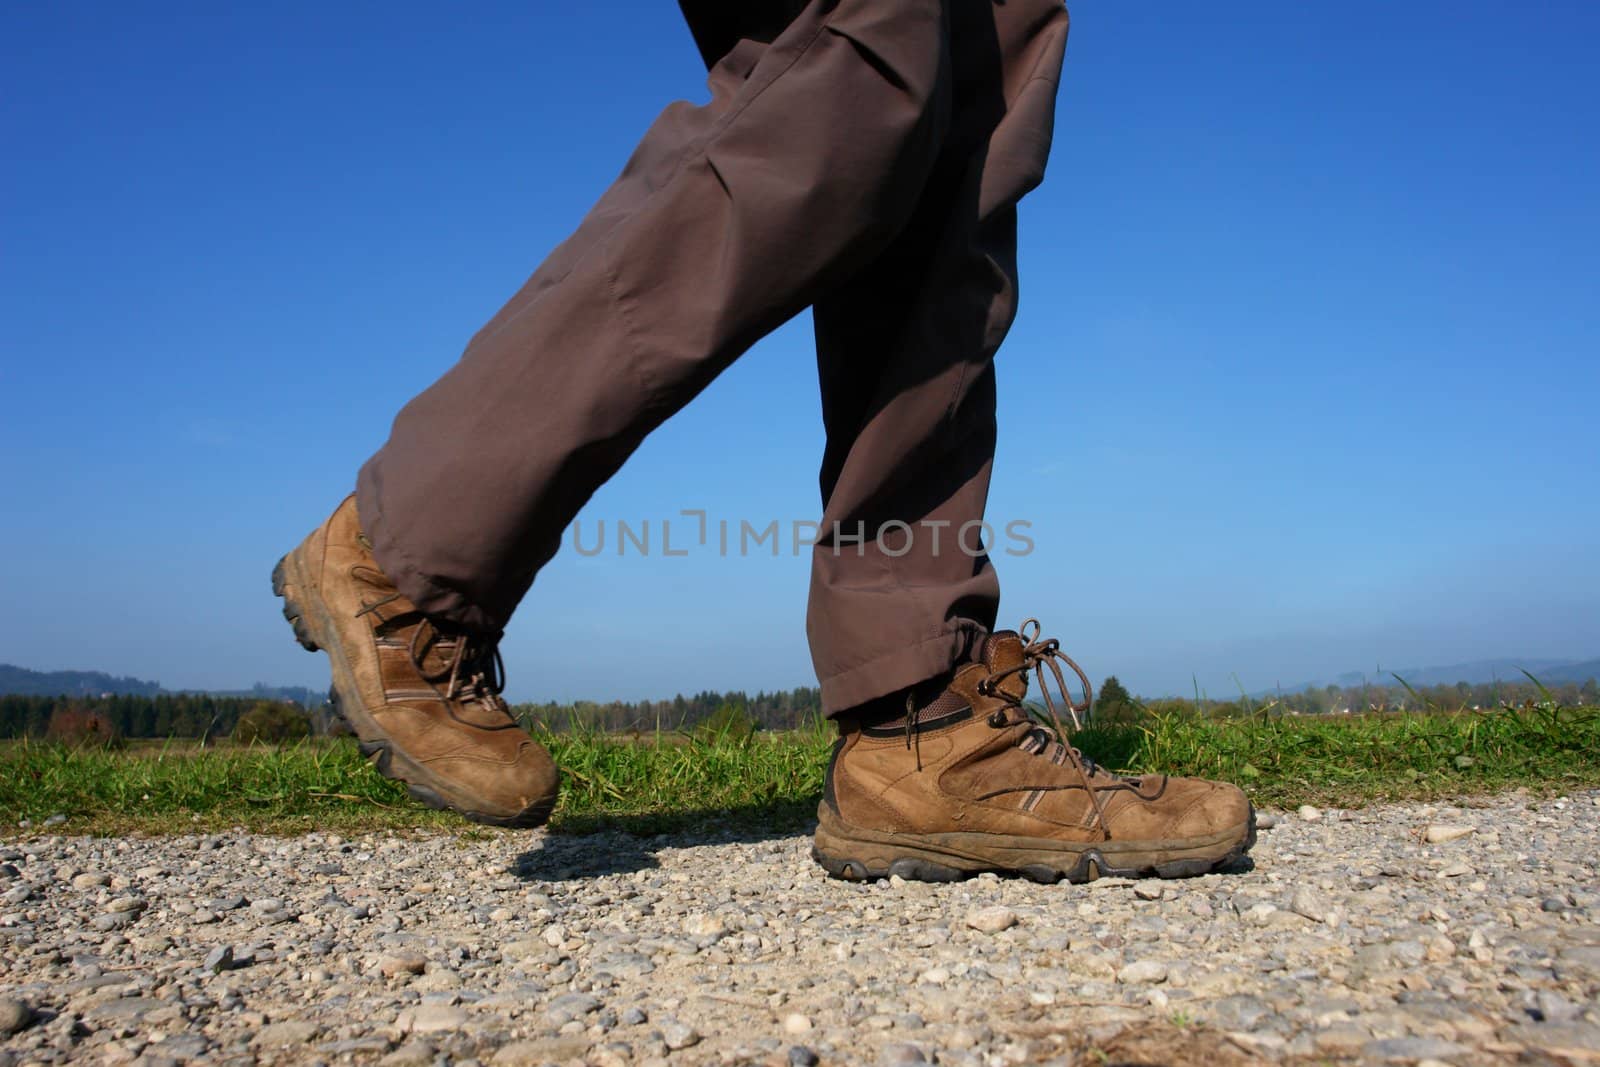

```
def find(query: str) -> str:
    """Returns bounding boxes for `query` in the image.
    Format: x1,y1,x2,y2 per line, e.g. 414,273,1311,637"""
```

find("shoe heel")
271,556,320,652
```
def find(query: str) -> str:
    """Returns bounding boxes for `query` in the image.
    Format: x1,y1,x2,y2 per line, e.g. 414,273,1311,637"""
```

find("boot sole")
812,805,1255,884
271,552,555,829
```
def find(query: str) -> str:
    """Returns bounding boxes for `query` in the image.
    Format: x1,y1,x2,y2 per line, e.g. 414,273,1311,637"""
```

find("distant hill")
1331,658,1600,688
1253,657,1600,697
201,683,325,707
0,664,162,697
0,665,322,707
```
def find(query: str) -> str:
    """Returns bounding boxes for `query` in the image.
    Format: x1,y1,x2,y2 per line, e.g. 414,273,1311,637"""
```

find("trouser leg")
807,0,1069,714
356,0,951,635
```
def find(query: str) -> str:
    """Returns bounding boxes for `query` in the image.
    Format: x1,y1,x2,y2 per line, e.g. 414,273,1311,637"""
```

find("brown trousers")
356,0,1069,714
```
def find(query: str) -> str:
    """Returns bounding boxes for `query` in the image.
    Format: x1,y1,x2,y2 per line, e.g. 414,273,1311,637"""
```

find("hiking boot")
813,621,1254,882
271,495,559,826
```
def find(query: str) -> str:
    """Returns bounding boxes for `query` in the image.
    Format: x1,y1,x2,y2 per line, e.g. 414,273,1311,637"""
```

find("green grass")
1078,702,1600,807
3,705,1596,837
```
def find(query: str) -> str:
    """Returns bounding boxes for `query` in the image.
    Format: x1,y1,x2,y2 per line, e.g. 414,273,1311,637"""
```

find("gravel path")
3,790,1598,1066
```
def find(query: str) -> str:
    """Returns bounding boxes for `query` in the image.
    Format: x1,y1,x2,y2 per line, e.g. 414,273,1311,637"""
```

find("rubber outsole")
271,553,554,829
811,808,1257,885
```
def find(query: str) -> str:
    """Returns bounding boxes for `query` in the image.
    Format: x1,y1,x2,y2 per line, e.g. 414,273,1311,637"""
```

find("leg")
276,0,953,827
808,0,1071,714
357,0,953,635
809,2,1255,885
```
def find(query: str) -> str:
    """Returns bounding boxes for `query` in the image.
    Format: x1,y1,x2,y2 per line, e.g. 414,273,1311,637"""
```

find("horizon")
2,1,1597,704
6,652,1599,707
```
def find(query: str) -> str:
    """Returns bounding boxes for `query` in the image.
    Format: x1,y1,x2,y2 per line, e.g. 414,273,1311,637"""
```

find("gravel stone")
256,1020,320,1046
683,913,727,939
1117,960,1169,985
659,1019,701,1049
0,998,34,1036
407,1004,469,1033
378,953,427,977
1287,885,1330,923
1423,824,1474,844
964,905,1018,933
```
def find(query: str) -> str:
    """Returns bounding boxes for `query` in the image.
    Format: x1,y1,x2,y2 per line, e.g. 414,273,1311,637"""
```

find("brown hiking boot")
271,495,559,826
813,621,1254,882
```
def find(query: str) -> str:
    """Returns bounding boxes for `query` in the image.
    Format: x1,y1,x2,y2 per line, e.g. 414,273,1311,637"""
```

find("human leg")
278,0,955,824
804,0,1257,880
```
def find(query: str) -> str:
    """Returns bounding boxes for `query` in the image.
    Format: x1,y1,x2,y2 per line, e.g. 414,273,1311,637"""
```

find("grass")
2,704,1597,837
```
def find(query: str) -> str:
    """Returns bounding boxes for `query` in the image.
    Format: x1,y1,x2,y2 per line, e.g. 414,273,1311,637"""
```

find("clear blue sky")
3,1,1596,701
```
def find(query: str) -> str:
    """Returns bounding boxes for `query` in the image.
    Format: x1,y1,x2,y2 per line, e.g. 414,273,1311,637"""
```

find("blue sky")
2,1,1596,702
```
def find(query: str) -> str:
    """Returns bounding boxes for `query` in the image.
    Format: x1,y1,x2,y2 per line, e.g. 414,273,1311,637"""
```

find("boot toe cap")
417,739,562,827
1169,779,1252,840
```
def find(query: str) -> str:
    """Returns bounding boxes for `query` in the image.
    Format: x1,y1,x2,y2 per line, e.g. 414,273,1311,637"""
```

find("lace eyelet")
987,711,1008,728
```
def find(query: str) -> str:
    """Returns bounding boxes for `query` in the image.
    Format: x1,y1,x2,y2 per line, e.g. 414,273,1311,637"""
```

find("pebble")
382,1041,437,1067
659,1020,701,1050
0,997,34,1036
964,905,1018,933
379,953,427,977
783,1013,814,1034
255,1020,319,1046
1117,960,1169,984
407,1004,468,1033
1424,824,1475,844
683,913,727,939
1297,804,1323,821
1288,886,1330,923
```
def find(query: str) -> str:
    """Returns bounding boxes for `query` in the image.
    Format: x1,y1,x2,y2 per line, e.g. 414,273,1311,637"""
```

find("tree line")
0,693,260,741
3,675,1593,744
0,687,830,741
514,687,826,734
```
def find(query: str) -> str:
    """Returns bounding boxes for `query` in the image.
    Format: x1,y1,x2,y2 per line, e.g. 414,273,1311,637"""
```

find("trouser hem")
354,465,504,637
819,621,988,717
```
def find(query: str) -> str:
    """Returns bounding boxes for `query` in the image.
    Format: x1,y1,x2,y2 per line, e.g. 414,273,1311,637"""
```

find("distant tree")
696,701,759,740
1296,687,1328,714
233,701,312,745
46,705,124,748
1094,676,1136,722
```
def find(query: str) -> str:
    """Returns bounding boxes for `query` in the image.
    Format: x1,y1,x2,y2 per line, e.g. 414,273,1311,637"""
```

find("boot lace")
354,586,511,715
976,618,1134,837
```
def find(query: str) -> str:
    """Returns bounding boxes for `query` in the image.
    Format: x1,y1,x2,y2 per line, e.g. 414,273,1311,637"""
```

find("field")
3,703,1597,836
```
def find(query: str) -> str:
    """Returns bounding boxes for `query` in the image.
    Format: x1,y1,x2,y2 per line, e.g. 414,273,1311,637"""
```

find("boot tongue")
980,632,1029,702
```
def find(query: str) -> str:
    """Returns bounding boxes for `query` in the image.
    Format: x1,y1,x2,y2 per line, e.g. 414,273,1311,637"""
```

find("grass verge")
2,705,1595,837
